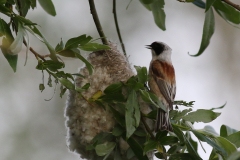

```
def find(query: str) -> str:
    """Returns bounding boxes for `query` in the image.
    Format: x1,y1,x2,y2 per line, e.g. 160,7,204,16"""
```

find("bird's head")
146,41,172,62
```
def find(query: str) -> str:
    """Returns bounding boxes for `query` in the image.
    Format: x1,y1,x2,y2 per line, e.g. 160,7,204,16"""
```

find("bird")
146,41,176,132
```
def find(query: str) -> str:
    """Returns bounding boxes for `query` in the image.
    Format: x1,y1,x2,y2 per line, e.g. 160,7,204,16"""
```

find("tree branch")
113,0,127,58
88,0,108,45
222,0,240,11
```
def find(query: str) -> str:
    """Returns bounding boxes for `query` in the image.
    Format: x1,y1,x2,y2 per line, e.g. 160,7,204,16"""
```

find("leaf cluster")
82,66,240,160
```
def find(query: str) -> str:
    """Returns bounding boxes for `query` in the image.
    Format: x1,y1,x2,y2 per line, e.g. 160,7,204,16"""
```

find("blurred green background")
0,0,240,160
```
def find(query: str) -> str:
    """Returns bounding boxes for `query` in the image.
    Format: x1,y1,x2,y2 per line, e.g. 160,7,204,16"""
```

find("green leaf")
167,145,184,154
134,128,146,137
114,147,122,160
104,82,123,94
60,86,67,98
174,100,195,107
74,51,93,75
182,109,221,123
3,53,18,72
126,90,139,138
0,19,17,72
169,153,199,160
55,39,64,52
38,0,56,16
15,15,36,25
79,43,110,51
16,0,31,17
172,125,200,159
188,133,198,153
65,35,92,49
210,102,226,110
58,78,75,90
0,4,11,16
225,131,240,148
209,149,219,160
126,77,144,91
57,49,76,57
127,137,149,160
172,108,192,121
227,151,240,160
205,0,217,12
139,90,167,112
190,7,215,57
151,0,166,31
109,105,125,127
213,0,240,25
143,139,157,155
126,147,135,159
140,0,153,4
39,83,45,92
156,130,168,141
0,0,6,5
95,142,116,156
100,93,125,102
9,23,24,55
198,125,219,137
220,125,238,137
92,132,114,145
214,137,237,156
192,0,206,9
134,66,148,84
72,73,85,78
112,125,124,137
159,136,179,145
145,110,157,119
192,129,227,157
139,0,152,11
36,60,64,71
30,0,36,9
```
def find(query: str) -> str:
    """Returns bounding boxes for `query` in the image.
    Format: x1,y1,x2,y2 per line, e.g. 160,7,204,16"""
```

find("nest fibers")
65,43,153,160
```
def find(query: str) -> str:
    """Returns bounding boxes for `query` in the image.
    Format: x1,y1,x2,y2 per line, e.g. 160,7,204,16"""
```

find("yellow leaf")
156,144,163,153
91,90,102,101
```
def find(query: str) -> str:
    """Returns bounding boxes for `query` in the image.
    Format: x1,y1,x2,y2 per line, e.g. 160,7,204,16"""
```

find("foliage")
85,66,240,160
1,0,240,159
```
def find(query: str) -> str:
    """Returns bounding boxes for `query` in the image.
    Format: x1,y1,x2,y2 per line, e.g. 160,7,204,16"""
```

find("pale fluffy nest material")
65,43,153,160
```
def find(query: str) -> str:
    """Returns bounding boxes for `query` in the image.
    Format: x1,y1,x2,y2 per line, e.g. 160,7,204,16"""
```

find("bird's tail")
155,109,173,132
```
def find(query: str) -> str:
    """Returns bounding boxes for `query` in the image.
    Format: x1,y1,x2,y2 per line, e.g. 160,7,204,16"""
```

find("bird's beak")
146,45,152,49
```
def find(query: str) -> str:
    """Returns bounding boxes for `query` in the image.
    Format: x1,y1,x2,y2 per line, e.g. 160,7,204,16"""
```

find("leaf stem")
113,0,127,58
88,0,108,45
221,0,240,11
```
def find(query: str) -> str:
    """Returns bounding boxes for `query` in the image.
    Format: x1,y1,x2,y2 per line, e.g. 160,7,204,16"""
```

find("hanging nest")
65,43,153,160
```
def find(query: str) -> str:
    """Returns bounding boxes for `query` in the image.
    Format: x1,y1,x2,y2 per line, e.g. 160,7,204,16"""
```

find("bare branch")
88,0,108,45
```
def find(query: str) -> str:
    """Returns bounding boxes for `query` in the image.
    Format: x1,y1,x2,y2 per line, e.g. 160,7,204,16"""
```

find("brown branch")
222,0,240,11
88,0,108,45
112,0,127,58
22,40,47,61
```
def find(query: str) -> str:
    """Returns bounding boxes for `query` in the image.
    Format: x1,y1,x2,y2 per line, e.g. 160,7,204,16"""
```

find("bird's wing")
151,60,176,110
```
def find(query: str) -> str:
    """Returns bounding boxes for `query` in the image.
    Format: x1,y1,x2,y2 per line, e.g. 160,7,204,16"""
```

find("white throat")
151,50,172,63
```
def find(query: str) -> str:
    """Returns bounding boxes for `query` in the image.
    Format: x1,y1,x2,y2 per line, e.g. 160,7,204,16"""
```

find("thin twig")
22,40,47,61
113,0,127,58
81,94,96,108
222,0,240,11
88,0,108,45
141,112,155,139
